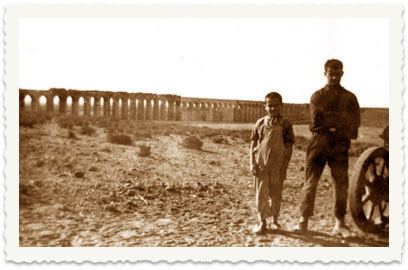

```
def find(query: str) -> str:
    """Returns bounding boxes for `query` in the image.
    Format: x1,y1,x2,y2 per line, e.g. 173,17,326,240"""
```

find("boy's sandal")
253,222,267,235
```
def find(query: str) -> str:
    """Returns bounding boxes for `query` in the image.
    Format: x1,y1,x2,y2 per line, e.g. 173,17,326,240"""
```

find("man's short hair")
324,59,343,71
265,92,282,104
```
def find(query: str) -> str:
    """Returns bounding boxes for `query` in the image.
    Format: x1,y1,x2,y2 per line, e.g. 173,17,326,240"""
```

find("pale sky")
19,18,389,107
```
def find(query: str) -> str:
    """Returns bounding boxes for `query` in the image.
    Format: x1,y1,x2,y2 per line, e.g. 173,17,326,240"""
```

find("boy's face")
265,97,282,117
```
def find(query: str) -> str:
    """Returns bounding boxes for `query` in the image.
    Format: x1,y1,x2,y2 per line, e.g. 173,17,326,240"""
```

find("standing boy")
250,92,295,234
293,59,360,237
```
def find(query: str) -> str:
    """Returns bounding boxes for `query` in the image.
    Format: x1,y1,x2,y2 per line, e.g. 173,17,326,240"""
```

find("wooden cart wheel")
349,146,389,234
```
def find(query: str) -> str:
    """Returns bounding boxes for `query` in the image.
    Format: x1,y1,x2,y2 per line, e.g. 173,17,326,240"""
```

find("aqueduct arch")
19,88,310,124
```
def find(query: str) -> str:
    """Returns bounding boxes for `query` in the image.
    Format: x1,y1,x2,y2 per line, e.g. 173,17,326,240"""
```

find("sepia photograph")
4,2,403,263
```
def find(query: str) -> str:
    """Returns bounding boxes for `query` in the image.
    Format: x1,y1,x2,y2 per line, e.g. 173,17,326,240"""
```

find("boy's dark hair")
324,59,343,71
265,92,283,104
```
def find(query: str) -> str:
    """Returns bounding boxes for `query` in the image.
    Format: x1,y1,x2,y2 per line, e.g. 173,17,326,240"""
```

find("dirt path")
19,121,388,247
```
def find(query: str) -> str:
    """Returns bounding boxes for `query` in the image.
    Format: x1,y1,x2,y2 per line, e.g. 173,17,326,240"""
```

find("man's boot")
293,216,308,234
270,215,281,230
332,217,353,238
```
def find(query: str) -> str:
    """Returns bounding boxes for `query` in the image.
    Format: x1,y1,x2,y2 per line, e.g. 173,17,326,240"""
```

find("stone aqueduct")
19,88,310,123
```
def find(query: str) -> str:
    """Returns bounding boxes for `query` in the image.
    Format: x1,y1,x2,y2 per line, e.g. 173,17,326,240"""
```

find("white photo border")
5,4,403,262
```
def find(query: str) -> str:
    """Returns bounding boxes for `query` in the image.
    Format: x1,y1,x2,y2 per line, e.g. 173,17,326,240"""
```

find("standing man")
293,59,360,237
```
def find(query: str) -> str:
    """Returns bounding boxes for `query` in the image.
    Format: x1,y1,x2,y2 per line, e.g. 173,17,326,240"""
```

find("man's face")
324,67,343,86
265,98,282,117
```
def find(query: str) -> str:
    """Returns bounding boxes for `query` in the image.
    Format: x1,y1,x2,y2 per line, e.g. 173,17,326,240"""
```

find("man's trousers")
299,134,351,219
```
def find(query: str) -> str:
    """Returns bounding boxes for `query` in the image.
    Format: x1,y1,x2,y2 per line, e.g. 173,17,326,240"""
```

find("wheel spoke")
381,201,389,215
369,160,379,177
367,203,375,221
362,192,372,204
365,163,376,182
375,157,385,176
378,202,384,220
380,160,386,177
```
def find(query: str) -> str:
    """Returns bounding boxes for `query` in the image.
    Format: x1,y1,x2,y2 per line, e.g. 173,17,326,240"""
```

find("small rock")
35,160,45,167
94,182,102,189
33,180,42,187
209,160,220,166
234,218,245,224
105,203,121,213
299,166,305,171
119,230,138,239
100,197,108,204
65,163,74,169
39,231,59,240
156,218,172,226
89,166,98,172
25,223,47,231
101,147,111,153
127,201,137,208
127,190,136,197
74,172,84,178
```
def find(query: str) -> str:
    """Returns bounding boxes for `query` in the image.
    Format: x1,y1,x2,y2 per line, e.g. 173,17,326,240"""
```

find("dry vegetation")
19,112,388,247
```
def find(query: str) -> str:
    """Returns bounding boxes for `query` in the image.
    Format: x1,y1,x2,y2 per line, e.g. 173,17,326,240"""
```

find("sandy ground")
19,119,388,247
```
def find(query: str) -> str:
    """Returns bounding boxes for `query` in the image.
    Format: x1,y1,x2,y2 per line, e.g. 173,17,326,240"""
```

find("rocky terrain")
19,114,388,247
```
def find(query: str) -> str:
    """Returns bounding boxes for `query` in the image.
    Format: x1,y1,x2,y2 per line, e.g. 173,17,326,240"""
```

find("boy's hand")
250,163,259,176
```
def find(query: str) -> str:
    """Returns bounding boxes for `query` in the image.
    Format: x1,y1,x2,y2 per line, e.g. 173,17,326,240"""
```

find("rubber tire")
348,146,388,234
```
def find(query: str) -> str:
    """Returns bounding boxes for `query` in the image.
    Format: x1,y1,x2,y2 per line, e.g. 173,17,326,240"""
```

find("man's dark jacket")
309,85,360,140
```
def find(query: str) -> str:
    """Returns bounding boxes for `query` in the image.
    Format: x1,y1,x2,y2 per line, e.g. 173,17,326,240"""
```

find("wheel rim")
361,155,389,229
349,147,389,233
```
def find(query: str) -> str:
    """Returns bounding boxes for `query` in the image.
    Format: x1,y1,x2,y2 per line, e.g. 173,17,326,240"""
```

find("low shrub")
161,129,171,136
104,127,116,135
80,124,96,136
138,144,151,157
182,135,203,150
228,130,251,143
68,130,78,140
134,130,152,140
108,133,132,145
19,111,51,128
95,118,110,128
212,136,228,144
56,116,84,129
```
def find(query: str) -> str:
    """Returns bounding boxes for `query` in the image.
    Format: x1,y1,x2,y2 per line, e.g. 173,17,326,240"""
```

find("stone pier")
19,88,311,124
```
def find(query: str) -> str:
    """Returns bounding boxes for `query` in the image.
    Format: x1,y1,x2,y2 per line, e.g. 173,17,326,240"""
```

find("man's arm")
281,120,295,180
309,91,329,133
349,94,361,139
